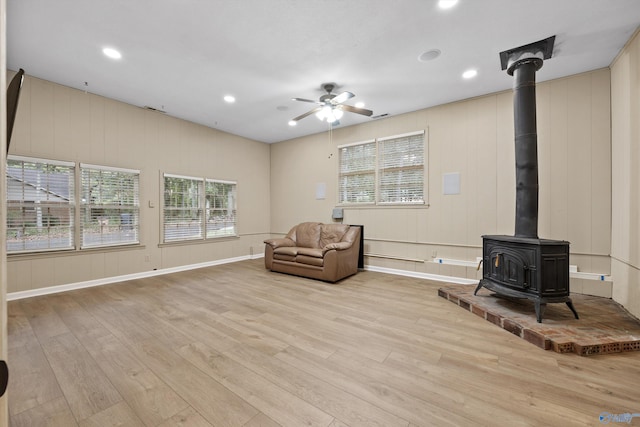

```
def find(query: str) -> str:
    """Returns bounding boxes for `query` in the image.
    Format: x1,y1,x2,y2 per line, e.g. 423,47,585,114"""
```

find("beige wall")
5,66,617,304
7,74,271,294
270,69,612,284
1,0,9,422
611,29,640,318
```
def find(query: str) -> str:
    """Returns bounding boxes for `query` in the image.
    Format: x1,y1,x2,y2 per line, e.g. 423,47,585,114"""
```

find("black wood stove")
474,36,579,323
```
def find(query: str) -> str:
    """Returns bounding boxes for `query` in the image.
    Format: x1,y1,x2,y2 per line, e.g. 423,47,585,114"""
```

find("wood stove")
474,36,579,323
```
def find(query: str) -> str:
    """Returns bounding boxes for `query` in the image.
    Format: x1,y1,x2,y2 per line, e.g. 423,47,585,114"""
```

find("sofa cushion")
273,247,298,257
296,247,323,258
320,224,350,248
296,255,324,267
273,253,296,262
294,222,322,248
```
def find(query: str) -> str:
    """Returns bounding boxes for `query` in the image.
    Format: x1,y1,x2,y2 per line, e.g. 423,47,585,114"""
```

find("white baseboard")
7,252,265,301
364,265,478,285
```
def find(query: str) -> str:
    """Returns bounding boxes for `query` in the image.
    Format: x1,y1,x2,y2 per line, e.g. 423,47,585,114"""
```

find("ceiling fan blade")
292,97,322,104
339,104,373,117
330,91,354,105
292,106,322,122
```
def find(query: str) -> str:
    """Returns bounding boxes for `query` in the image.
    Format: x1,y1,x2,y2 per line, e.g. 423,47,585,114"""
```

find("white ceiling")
7,0,640,144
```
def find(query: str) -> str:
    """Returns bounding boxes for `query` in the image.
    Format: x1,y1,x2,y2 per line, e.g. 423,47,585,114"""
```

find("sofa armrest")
264,237,296,249
322,241,352,255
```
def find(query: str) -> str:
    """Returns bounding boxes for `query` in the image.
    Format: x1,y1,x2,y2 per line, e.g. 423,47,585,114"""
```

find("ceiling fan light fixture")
316,105,332,121
288,120,297,126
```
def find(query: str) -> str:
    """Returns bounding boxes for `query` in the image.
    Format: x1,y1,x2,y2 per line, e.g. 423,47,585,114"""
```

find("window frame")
337,139,377,205
6,155,76,254
162,173,238,243
377,131,426,205
337,130,427,207
80,163,141,249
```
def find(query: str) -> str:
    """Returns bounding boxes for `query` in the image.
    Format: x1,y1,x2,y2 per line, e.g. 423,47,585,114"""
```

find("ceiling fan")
290,83,373,125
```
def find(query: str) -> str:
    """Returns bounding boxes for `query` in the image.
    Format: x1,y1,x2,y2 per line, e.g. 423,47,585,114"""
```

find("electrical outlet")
431,250,438,258
144,255,150,262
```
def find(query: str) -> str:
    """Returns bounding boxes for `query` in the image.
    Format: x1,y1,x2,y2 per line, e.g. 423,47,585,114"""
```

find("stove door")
486,247,535,291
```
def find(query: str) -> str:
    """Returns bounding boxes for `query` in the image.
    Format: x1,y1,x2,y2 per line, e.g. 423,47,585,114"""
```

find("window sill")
7,243,146,260
338,203,430,209
158,235,240,248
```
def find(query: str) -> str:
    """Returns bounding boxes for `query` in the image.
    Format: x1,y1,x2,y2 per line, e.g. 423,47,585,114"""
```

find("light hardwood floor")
7,259,640,426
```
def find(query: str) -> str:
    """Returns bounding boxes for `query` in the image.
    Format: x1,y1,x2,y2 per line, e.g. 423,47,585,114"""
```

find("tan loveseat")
264,222,361,282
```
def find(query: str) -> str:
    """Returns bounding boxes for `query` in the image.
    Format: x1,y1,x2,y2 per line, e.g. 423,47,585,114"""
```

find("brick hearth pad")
438,285,640,356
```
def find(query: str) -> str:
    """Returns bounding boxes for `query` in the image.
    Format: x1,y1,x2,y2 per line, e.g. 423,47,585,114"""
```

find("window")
163,174,237,242
338,140,376,204
81,164,140,248
378,132,424,204
338,130,425,205
205,179,237,238
6,156,75,252
163,175,203,242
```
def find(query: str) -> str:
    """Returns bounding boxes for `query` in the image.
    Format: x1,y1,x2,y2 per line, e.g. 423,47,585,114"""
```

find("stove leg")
566,299,579,319
474,280,484,296
535,300,546,323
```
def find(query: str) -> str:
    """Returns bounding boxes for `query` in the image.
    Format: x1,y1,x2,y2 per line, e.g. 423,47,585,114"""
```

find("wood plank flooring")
7,259,640,426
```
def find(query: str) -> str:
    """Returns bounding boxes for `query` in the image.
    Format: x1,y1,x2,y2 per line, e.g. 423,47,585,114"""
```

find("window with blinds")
163,174,204,242
338,131,426,206
338,141,376,204
81,164,140,248
378,132,425,204
6,156,75,253
205,179,237,238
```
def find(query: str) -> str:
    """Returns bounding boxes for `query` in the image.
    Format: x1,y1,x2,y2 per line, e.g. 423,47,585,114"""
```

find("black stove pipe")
511,58,542,238
500,36,554,239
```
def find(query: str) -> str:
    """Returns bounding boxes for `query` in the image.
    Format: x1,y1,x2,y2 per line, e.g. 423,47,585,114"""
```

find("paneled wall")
270,69,612,286
6,74,271,294
611,29,640,318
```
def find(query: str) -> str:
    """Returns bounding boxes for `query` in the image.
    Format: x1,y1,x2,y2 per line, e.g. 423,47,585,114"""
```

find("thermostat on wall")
332,208,344,220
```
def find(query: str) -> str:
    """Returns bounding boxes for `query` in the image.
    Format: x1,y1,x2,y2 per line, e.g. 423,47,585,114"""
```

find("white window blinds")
338,141,376,204
163,174,204,242
205,180,237,238
80,164,140,248
163,174,238,242
6,156,75,252
377,132,425,204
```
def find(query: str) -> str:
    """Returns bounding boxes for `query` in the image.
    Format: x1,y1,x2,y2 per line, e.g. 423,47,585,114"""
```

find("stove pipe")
500,36,555,239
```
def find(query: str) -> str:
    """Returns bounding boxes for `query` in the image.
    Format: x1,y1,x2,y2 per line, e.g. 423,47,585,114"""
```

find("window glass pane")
378,133,424,204
338,142,376,204
81,166,140,248
6,158,75,252
205,180,237,238
163,175,203,241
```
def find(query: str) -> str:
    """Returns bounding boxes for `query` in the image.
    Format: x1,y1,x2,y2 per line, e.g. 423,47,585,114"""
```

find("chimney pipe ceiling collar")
499,35,556,73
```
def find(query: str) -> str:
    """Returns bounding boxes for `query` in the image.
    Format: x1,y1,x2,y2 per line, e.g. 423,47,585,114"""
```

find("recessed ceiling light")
438,0,458,9
462,69,478,79
102,47,122,59
224,95,236,103
355,102,365,108
418,49,441,62
288,120,297,126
